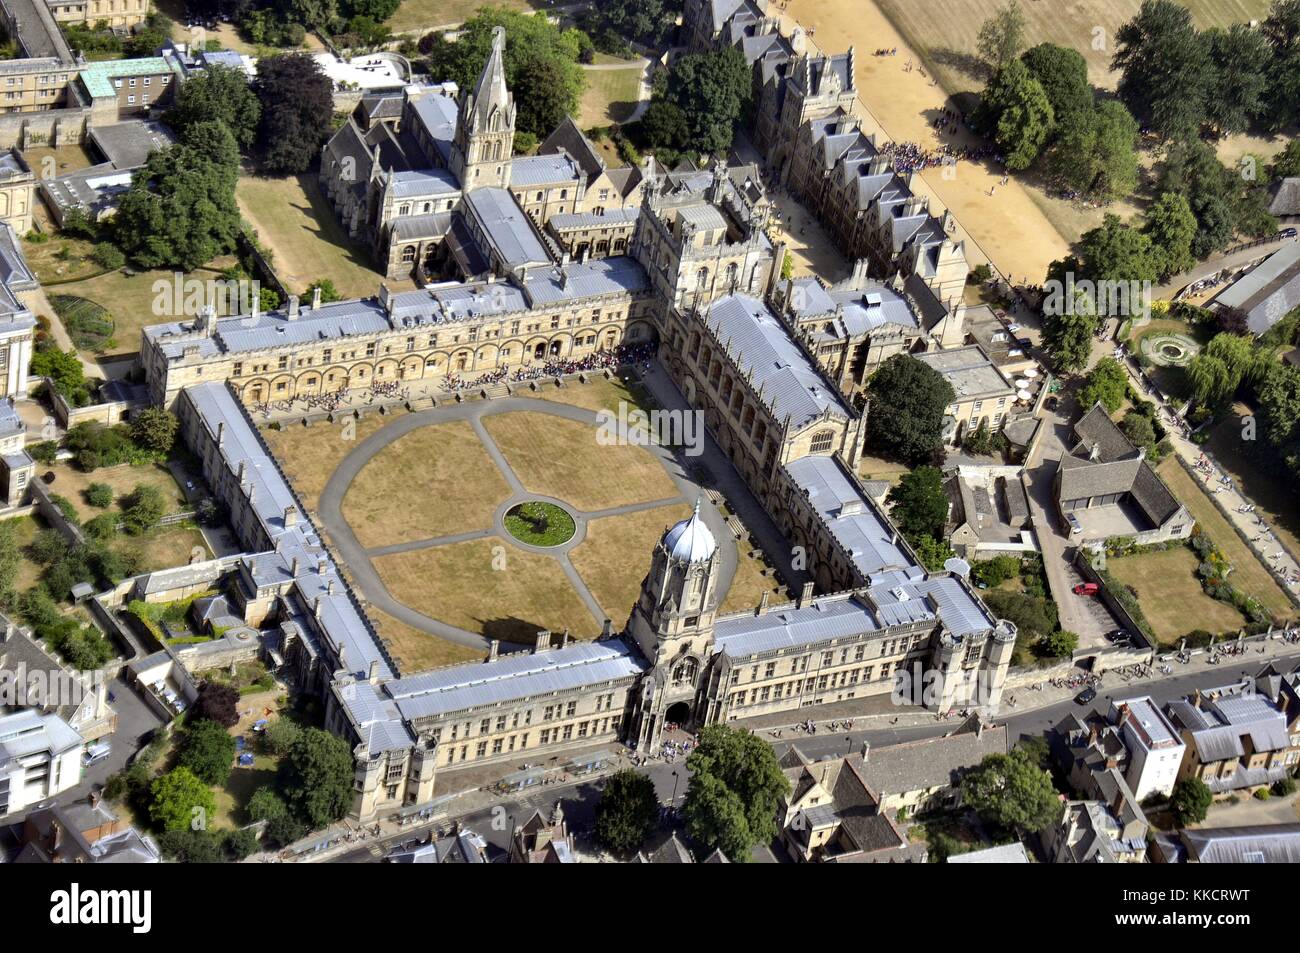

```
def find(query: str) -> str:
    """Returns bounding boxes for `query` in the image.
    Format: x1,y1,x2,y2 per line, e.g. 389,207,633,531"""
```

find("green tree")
1042,275,1098,373
1170,776,1213,826
660,46,752,156
1078,357,1129,414
149,767,217,833
1120,411,1158,453
1188,333,1267,408
1144,191,1198,280
1112,0,1213,139
594,769,659,853
122,484,166,535
130,407,179,455
30,346,91,406
1045,100,1139,201
864,354,955,466
1270,139,1300,180
912,535,957,573
179,718,237,786
980,59,1054,171
1076,213,1162,290
247,786,290,823
1263,0,1300,129
1020,43,1093,134
639,98,690,153
304,278,342,304
1040,629,1079,658
84,482,114,508
977,0,1027,70
961,747,1061,834
887,466,949,542
1257,363,1300,478
279,727,355,828
264,717,303,756
423,9,589,142
253,53,335,175
166,65,262,152
681,724,790,863
598,0,678,46
1203,23,1272,135
113,121,242,270
158,828,224,863
195,680,241,728
224,827,260,861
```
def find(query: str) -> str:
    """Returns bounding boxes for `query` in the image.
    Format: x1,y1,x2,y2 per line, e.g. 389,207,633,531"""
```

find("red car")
1072,582,1099,596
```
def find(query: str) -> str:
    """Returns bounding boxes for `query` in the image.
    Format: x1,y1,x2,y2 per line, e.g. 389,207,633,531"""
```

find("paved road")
1155,236,1298,300
315,390,735,652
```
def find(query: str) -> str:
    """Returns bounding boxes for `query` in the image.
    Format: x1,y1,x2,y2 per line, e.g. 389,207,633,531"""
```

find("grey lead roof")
384,641,645,721
714,596,884,657
466,187,554,269
510,153,583,187
707,294,851,429
786,454,910,578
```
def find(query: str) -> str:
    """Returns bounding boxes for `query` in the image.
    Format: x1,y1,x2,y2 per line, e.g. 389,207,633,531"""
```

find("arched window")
401,245,416,263
671,658,698,687
810,430,835,454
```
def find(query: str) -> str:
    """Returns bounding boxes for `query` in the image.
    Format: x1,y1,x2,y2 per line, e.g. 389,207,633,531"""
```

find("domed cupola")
663,499,716,563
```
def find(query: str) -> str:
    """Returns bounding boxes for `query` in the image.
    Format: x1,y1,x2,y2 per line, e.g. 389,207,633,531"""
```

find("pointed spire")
470,25,511,128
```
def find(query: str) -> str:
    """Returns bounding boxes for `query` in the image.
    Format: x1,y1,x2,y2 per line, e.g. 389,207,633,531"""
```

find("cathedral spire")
470,25,510,129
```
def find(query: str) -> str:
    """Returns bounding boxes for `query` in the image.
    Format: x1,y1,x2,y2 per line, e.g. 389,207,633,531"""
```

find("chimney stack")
312,285,322,310
757,591,770,616
284,505,298,528
368,659,379,684
487,639,499,662
859,739,870,762
797,581,814,608
287,295,300,320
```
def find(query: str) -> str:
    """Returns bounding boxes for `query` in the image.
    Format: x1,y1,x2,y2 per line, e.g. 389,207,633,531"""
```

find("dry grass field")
389,0,541,33
569,502,692,625
577,65,643,127
871,0,1272,94
341,420,511,548
372,537,601,642
368,605,484,670
1157,456,1295,619
719,535,791,616
523,373,654,416
42,462,188,521
237,174,409,300
1108,545,1246,643
260,416,387,514
483,411,679,511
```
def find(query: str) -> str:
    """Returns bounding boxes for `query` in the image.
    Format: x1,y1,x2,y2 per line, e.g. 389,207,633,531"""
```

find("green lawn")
577,65,643,127
504,501,576,546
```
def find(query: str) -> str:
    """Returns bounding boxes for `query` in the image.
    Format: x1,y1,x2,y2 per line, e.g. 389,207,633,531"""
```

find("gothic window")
810,430,834,454
671,658,698,686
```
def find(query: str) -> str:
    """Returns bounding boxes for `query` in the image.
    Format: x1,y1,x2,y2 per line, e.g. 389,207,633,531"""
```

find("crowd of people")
879,139,1001,176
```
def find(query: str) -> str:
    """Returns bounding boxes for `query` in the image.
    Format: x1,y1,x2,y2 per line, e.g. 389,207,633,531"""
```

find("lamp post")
670,769,681,810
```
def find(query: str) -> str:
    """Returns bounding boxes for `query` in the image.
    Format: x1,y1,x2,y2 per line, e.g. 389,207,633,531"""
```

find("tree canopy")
887,466,950,544
654,46,753,158
979,59,1054,171
976,0,1027,70
279,727,355,828
961,747,1060,834
1112,0,1213,139
864,354,955,466
178,718,237,786
253,53,335,175
150,767,217,833
113,121,241,271
594,769,660,854
681,724,790,862
423,9,589,142
1078,357,1129,414
166,64,261,152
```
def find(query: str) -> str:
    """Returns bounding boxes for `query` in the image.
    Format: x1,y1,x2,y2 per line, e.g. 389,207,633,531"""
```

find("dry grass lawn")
237,174,407,300
523,373,654,416
342,420,511,548
368,605,484,671
1108,546,1246,643
38,261,240,357
483,411,678,511
870,0,1272,94
261,415,387,514
1157,457,1295,619
857,453,911,485
42,462,188,522
569,503,691,625
390,0,541,33
373,537,600,642
720,535,792,616
577,65,643,127
1204,402,1300,565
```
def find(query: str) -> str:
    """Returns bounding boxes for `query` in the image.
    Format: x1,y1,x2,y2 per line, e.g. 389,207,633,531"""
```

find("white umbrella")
1014,378,1029,388
1017,388,1032,401
1023,368,1039,379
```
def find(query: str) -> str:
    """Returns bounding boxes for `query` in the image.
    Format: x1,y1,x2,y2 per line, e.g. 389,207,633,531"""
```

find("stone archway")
664,700,692,729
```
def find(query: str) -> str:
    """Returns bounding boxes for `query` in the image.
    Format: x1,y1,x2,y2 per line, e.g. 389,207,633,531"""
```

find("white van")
82,742,111,767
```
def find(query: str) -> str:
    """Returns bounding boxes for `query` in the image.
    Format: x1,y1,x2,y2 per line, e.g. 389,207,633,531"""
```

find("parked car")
1281,227,1297,239
1072,582,1099,596
82,742,111,767
1075,687,1097,706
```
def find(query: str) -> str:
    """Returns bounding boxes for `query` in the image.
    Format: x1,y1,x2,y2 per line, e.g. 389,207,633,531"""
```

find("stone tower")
451,25,516,189
628,501,723,749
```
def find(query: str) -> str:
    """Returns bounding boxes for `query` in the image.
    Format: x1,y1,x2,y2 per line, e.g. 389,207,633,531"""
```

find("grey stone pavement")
314,377,776,653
